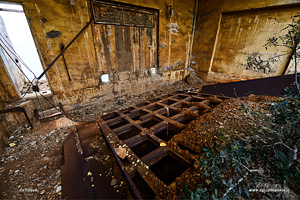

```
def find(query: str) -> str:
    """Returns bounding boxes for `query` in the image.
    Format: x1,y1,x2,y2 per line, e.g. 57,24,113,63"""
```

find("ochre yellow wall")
0,0,196,110
22,0,98,96
193,0,300,81
0,61,20,102
2,0,300,104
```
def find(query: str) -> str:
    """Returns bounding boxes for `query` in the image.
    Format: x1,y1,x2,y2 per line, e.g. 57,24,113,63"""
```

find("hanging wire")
0,36,35,78
38,91,61,113
0,41,32,82
34,91,44,118
0,33,38,104
0,33,37,79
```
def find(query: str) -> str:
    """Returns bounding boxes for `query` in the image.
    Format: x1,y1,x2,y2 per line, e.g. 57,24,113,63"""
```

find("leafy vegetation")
180,92,300,199
181,14,300,199
246,14,300,89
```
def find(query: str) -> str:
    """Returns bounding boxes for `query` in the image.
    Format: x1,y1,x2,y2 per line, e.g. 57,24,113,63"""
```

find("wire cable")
38,91,61,113
0,36,38,104
35,91,44,118
36,90,100,123
1,15,94,117
0,42,32,82
0,38,36,80
0,33,40,104
0,35,36,78
0,33,37,78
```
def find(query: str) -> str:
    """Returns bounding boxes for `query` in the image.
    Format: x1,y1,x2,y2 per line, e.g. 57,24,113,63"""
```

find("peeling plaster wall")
0,0,197,111
192,0,300,81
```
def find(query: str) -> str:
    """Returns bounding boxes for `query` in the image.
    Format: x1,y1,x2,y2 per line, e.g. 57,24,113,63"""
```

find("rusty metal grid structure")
91,0,156,28
98,91,228,197
61,90,228,199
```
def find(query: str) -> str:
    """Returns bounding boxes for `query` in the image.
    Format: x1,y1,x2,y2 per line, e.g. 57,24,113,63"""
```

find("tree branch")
222,171,248,198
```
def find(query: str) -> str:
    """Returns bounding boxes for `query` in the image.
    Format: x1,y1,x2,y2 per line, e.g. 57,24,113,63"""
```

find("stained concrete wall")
0,0,195,111
192,0,300,82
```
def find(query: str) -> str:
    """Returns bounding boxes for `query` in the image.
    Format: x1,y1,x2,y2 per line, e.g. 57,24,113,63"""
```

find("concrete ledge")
22,91,54,111
53,69,191,111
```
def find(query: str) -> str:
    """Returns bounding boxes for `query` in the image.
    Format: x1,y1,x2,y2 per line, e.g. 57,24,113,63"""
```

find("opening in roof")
0,2,49,94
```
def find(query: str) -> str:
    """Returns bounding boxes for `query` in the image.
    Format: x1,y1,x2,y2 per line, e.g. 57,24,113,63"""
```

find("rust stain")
100,26,112,72
115,26,133,72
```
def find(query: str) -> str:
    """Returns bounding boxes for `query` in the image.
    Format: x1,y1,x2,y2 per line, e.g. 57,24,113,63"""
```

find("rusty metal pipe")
60,45,71,81
0,106,33,129
37,16,93,80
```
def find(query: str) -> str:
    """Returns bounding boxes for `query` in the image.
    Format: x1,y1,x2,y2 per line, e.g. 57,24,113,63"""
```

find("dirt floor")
0,75,205,199
0,74,290,199
0,117,75,199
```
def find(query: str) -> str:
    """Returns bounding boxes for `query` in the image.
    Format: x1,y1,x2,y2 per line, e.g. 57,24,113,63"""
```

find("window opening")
0,2,47,87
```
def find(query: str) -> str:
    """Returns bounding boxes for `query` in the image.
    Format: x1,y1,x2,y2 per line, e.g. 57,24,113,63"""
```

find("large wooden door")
92,1,158,76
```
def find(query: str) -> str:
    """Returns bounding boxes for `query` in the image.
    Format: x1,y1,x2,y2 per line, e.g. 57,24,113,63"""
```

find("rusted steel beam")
97,122,143,200
37,16,93,80
62,123,125,199
201,74,296,97
61,130,92,199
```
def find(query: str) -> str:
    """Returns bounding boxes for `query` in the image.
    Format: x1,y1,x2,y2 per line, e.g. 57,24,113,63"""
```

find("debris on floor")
0,117,75,199
61,89,227,199
66,78,207,122
0,79,206,199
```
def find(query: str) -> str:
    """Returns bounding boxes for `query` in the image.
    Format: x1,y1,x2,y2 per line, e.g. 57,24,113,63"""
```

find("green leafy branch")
246,14,300,91
182,140,258,200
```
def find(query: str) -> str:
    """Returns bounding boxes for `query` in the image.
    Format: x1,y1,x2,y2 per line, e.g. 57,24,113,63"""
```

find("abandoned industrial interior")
1,0,300,199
